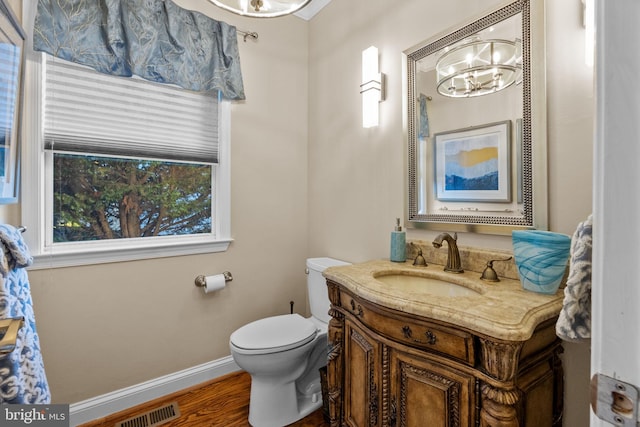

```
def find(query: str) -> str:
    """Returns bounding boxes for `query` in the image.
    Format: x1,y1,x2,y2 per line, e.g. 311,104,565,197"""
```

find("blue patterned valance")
33,0,245,100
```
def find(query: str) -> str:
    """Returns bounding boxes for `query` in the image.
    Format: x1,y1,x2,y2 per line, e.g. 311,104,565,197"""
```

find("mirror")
0,0,25,203
404,0,547,235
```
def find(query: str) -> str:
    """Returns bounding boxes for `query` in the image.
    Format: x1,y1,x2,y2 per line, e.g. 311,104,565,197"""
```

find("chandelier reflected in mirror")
436,38,522,98
208,0,312,17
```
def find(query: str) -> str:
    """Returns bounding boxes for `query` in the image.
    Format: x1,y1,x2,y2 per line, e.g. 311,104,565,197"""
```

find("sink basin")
375,274,481,297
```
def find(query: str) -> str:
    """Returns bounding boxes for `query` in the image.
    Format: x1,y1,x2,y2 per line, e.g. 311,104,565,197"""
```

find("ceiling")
294,0,332,20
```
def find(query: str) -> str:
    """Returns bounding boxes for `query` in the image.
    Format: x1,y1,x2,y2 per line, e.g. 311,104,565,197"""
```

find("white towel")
555,215,592,342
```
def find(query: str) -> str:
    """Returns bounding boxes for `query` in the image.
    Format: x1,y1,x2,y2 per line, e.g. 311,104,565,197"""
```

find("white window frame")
20,29,232,269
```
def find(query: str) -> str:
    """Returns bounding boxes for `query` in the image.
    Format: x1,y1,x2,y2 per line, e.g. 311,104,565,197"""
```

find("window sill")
28,238,233,270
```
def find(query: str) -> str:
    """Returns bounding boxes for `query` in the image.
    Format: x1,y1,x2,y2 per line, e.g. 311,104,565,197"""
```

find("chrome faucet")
432,232,464,273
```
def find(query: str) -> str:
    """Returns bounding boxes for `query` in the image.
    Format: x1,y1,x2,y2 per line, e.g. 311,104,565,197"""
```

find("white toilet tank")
306,257,350,324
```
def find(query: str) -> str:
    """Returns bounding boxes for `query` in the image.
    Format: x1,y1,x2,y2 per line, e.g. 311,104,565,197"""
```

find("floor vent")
115,402,180,427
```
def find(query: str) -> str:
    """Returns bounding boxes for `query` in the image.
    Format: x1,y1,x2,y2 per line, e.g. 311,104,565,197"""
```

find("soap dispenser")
390,218,406,262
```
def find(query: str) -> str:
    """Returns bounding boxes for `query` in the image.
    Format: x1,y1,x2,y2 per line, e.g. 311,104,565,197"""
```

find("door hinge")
591,373,639,426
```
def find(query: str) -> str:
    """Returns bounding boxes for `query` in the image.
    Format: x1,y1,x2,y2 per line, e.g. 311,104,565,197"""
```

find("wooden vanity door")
343,319,383,427
389,349,477,427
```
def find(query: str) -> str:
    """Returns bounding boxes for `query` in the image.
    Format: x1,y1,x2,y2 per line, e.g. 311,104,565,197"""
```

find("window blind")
43,56,220,163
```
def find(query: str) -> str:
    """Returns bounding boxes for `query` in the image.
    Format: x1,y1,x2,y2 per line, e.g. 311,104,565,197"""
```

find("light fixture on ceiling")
435,38,521,98
208,0,312,18
361,46,385,128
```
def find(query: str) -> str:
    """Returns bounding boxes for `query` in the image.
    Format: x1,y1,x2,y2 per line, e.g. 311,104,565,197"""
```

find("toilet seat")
230,313,318,355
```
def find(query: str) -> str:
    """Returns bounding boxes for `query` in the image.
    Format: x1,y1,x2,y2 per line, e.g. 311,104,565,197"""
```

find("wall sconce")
361,46,385,128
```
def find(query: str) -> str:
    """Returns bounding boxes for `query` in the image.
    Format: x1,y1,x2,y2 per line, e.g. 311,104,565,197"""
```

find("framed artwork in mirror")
434,121,511,203
0,0,25,203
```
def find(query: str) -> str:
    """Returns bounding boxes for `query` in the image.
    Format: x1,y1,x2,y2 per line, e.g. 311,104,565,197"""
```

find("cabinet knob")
425,330,437,345
350,299,364,317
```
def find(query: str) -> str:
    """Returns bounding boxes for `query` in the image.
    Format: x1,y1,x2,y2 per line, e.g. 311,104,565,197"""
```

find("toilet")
229,257,350,427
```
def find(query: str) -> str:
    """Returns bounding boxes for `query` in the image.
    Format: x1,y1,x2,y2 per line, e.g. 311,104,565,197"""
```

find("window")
22,54,232,268
52,154,212,241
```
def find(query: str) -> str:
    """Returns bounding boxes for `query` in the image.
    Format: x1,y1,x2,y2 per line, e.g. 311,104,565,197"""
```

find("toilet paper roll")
203,274,227,293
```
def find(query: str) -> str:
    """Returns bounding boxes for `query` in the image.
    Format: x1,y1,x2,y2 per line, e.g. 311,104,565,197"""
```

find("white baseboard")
69,356,240,426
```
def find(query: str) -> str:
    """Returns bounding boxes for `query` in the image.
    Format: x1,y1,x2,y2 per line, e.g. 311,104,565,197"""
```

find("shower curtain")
0,224,50,404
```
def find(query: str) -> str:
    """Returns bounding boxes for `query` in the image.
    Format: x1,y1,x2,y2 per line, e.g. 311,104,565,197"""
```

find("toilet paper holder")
194,272,233,288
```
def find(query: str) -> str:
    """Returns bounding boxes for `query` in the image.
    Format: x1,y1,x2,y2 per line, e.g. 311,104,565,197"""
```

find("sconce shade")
361,46,384,128
207,0,312,17
436,38,521,98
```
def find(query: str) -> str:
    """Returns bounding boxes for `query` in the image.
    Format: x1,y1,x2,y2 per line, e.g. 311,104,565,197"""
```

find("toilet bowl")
229,257,349,427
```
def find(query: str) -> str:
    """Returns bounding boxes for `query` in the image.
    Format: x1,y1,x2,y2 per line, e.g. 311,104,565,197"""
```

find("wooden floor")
78,371,329,427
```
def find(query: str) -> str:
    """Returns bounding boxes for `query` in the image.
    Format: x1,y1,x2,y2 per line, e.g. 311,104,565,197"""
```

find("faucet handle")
480,257,513,282
410,242,428,266
413,249,428,267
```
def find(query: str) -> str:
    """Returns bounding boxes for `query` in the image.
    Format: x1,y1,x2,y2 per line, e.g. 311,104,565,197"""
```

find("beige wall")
0,0,592,425
1,0,310,404
308,1,592,426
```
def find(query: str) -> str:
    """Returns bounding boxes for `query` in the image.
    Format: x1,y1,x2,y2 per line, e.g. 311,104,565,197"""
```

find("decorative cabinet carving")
327,280,564,427
344,319,382,426
389,348,476,427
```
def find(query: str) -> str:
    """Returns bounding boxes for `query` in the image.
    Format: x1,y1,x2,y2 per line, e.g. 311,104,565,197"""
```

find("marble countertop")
323,258,564,342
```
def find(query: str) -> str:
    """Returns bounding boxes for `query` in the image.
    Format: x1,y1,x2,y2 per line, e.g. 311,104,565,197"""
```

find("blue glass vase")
512,230,571,294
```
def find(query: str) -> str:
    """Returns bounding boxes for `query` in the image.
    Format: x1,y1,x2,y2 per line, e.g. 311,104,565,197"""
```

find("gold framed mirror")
404,0,547,235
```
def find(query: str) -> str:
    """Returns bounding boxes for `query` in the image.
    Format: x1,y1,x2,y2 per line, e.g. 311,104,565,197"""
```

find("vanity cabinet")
326,280,563,427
